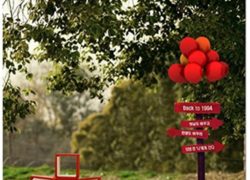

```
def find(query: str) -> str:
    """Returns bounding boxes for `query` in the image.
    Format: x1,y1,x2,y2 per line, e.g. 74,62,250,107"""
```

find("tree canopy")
3,0,245,141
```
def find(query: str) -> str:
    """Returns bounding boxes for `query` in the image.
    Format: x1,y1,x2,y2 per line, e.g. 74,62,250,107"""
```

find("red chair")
30,153,101,180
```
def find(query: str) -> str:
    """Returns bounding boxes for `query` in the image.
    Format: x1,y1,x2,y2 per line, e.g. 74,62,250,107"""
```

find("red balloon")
188,50,207,66
179,37,198,57
168,64,187,83
220,61,229,77
184,63,203,84
207,50,220,62
206,61,224,82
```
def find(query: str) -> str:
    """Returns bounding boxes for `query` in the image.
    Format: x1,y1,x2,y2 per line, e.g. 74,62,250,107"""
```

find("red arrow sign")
180,118,224,130
167,128,209,139
181,141,224,154
174,102,221,114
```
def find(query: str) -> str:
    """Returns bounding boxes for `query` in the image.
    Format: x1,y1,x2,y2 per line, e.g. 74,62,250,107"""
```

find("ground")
3,166,245,180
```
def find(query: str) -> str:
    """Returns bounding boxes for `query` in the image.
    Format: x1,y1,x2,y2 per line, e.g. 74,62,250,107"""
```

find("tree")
3,0,245,142
47,91,98,135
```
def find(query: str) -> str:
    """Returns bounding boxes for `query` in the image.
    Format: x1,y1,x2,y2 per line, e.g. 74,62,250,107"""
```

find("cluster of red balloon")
168,36,229,84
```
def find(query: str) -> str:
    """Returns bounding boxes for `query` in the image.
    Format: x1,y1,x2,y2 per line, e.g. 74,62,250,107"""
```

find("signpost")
174,102,221,114
167,128,209,139
182,141,224,154
167,36,228,180
180,118,223,130
167,102,224,180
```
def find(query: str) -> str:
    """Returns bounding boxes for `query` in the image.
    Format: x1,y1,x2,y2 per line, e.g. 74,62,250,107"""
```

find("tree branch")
7,0,14,18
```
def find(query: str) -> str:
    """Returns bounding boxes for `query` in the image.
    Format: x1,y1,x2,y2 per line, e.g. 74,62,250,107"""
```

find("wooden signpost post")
167,102,224,180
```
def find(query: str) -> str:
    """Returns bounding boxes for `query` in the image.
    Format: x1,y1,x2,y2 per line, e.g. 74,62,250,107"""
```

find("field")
3,166,245,180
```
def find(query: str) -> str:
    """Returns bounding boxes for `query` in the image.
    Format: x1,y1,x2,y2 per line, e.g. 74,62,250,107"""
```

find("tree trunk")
8,132,13,163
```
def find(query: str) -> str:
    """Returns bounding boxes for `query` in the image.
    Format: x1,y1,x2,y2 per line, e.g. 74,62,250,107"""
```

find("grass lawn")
3,165,245,180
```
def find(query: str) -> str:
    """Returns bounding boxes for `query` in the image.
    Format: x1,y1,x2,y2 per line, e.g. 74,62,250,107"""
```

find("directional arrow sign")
180,118,224,130
174,102,221,114
167,128,209,139
181,141,224,154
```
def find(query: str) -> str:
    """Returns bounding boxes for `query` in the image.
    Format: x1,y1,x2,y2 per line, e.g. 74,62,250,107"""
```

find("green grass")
3,166,244,180
3,166,180,180
4,165,51,180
